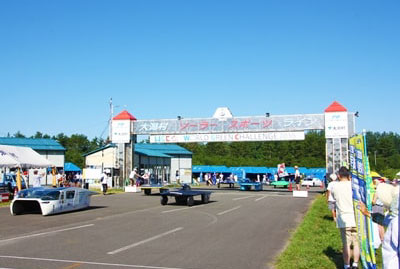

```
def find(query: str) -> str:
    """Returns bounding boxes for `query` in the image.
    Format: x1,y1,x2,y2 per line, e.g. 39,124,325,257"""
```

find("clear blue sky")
1,0,399,139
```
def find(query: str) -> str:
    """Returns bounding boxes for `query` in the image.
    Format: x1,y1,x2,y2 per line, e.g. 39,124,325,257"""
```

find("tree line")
6,130,400,178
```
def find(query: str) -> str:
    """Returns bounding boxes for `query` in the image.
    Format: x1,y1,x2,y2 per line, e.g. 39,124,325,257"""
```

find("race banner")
349,134,376,269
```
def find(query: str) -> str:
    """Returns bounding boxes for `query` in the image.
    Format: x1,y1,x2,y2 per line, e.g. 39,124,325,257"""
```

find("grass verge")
275,194,383,269
275,194,343,268
90,187,125,195
0,201,11,207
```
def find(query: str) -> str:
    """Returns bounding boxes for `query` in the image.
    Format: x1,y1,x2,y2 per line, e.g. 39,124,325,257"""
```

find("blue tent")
64,162,82,172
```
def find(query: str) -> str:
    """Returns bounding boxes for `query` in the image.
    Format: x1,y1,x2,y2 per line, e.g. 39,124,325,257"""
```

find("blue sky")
0,0,399,139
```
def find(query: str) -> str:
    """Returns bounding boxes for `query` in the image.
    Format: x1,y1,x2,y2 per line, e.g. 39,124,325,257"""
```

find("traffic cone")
1,193,9,202
288,183,293,191
306,184,310,190
13,188,18,199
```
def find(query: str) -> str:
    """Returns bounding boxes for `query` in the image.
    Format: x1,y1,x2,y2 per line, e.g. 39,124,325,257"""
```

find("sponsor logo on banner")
325,112,349,138
112,120,131,143
150,131,305,143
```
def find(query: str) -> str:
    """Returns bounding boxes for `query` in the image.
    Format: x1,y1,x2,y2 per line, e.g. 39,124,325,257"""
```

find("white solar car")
10,187,96,216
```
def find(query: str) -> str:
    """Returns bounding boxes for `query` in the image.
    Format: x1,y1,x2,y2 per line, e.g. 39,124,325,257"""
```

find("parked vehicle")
301,177,322,187
1,173,27,193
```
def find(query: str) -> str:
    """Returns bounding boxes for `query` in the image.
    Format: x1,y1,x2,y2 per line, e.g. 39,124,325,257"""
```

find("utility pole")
109,98,113,142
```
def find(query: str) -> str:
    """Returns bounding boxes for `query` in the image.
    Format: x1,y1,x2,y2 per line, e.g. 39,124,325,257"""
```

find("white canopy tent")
0,145,52,168
0,145,52,190
0,153,19,168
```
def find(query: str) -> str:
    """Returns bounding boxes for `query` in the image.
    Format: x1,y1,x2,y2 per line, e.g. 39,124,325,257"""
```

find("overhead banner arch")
113,102,356,182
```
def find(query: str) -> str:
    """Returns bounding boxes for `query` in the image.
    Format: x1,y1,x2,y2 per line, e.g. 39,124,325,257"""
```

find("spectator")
176,170,180,184
359,181,398,268
205,173,209,186
129,168,141,186
56,172,62,187
100,171,108,195
32,170,42,188
294,166,301,191
219,173,224,183
326,173,338,222
331,166,359,269
142,171,150,184
212,172,217,185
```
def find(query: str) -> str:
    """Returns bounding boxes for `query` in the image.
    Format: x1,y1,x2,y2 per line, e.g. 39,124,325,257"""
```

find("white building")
83,143,193,184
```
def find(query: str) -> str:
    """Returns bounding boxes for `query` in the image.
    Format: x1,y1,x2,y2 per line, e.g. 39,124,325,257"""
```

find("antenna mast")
109,98,113,142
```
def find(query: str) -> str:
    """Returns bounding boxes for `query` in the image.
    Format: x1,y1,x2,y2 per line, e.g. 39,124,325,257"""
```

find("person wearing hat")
359,181,399,269
129,168,138,186
100,170,109,195
294,166,301,190
326,173,338,222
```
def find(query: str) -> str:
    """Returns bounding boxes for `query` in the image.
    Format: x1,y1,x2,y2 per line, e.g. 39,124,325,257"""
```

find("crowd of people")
56,172,83,187
128,168,154,187
326,166,399,269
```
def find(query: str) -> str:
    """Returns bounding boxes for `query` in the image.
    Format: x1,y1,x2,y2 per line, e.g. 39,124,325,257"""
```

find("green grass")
275,195,383,269
89,187,126,195
0,201,11,207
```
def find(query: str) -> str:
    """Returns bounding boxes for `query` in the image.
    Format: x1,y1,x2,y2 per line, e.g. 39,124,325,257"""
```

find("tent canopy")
64,162,82,172
0,152,19,168
192,165,326,179
0,144,52,168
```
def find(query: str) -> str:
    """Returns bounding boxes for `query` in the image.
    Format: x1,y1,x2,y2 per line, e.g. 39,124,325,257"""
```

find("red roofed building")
324,101,347,112
113,110,137,121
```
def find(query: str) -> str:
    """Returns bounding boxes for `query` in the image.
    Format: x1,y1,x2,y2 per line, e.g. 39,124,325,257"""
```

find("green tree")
13,131,25,138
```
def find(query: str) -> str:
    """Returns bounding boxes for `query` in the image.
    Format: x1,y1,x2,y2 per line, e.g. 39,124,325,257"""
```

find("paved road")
0,189,317,269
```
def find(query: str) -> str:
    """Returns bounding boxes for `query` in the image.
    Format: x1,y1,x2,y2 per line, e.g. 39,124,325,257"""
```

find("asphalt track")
0,187,319,269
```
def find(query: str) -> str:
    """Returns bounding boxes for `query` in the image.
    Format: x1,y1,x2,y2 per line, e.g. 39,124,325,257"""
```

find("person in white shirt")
100,171,108,195
219,173,224,183
359,181,399,269
56,172,62,187
331,166,359,269
129,168,141,186
294,166,301,190
32,170,42,188
326,173,338,222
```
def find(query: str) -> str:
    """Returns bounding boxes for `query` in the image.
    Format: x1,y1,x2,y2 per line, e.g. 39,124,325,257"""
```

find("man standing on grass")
331,166,360,269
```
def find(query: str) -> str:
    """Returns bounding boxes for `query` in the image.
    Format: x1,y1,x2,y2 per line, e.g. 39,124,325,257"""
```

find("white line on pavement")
161,208,189,213
255,195,267,202
0,255,187,269
0,224,94,244
232,196,253,201
108,227,184,255
161,204,205,214
217,206,241,216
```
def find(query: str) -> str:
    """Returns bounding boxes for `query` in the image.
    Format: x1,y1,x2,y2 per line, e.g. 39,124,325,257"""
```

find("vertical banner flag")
349,134,376,269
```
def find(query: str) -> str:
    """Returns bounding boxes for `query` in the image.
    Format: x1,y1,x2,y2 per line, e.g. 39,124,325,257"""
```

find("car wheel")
144,189,152,195
201,194,210,204
187,196,194,206
161,196,168,205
